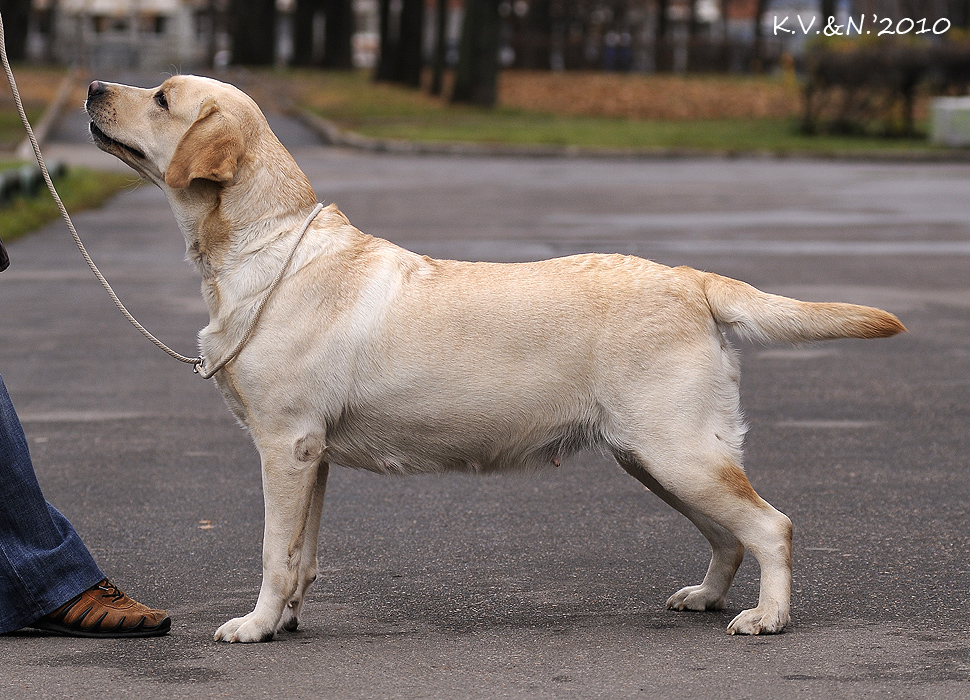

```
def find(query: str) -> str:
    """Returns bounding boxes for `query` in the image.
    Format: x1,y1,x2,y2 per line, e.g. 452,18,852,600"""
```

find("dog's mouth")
89,121,146,161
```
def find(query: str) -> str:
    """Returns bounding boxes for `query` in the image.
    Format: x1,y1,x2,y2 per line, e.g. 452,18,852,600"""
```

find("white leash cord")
0,11,322,379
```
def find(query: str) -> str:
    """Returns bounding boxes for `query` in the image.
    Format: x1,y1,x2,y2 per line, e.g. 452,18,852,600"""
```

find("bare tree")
397,0,425,85
751,0,770,70
0,0,31,61
375,0,424,86
656,0,670,71
322,0,355,69
292,0,354,68
292,0,321,66
430,0,449,95
230,0,276,65
519,0,553,69
375,0,395,81
451,0,501,106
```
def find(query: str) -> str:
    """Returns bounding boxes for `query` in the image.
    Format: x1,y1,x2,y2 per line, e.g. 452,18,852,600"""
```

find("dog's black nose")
87,80,106,98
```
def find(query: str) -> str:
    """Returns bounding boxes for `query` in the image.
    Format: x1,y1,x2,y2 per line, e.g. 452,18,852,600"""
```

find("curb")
296,109,970,163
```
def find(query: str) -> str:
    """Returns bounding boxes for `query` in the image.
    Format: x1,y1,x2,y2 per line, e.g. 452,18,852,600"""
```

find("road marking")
758,348,840,360
550,209,970,231
19,411,149,423
642,240,970,256
774,420,881,429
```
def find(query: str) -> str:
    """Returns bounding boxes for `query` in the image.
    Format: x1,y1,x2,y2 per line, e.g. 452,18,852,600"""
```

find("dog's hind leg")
604,327,792,634
616,454,744,612
615,445,793,634
214,440,325,643
279,462,330,633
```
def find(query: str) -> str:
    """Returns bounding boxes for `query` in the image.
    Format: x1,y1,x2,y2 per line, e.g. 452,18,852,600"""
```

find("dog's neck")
167,148,317,266
165,148,318,320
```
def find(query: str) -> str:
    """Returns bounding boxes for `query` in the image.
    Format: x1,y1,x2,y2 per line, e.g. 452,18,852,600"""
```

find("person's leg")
0,373,104,634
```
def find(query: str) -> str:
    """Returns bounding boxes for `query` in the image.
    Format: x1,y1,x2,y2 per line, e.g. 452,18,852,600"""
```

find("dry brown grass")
497,70,803,121
280,68,805,123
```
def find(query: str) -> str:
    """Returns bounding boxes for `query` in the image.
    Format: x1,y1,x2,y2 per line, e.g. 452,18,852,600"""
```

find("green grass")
0,164,137,243
0,108,43,148
292,70,940,155
349,112,934,154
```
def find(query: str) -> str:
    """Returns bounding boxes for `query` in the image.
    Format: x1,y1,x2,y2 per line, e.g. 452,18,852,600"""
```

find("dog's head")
85,75,318,267
86,75,277,191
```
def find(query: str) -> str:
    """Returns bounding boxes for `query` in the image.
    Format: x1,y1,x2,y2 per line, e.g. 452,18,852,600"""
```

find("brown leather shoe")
30,579,171,638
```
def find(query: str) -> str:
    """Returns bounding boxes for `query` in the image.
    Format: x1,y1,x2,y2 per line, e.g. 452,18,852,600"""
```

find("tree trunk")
751,0,770,72
0,0,32,61
229,0,277,66
322,0,355,69
520,0,551,69
719,0,731,71
395,0,425,86
451,0,500,106
375,0,396,81
655,0,669,71
430,0,448,95
292,0,321,66
820,0,835,22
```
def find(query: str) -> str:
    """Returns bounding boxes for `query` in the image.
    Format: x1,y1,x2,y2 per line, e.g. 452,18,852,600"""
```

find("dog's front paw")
214,613,277,643
666,584,727,612
726,606,789,635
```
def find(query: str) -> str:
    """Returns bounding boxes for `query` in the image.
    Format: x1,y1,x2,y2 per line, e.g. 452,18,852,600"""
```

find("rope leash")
194,202,324,379
0,11,322,379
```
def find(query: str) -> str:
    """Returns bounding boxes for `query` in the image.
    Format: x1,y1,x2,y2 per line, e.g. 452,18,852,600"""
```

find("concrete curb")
296,108,970,163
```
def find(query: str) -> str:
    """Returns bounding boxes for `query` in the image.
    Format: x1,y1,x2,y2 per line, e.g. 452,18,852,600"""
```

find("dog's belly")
323,405,601,475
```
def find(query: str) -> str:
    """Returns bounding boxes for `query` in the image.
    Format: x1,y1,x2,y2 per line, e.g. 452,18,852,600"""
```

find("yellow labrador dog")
85,75,905,643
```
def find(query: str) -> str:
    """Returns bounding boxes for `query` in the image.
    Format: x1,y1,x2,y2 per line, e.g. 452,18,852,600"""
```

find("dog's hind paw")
666,584,727,612
214,613,277,643
278,605,301,633
726,606,789,635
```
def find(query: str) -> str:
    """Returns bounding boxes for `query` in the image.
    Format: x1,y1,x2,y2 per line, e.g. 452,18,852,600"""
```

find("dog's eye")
154,91,169,110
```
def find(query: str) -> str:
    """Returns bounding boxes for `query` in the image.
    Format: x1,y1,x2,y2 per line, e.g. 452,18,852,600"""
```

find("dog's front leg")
279,461,329,633
214,443,324,643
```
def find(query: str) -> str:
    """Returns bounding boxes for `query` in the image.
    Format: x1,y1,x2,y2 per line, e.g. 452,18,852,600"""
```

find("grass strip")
0,165,137,243
289,70,939,155
0,108,43,148
346,113,933,154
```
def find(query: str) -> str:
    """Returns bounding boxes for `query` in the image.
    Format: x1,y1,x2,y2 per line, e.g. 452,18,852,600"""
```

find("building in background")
27,0,957,72
25,0,380,69
27,0,211,68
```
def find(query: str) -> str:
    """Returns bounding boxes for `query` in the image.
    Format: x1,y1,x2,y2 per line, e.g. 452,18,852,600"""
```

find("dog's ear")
165,100,243,189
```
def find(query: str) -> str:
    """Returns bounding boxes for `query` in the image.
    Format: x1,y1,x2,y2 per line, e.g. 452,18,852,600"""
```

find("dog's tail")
702,272,906,343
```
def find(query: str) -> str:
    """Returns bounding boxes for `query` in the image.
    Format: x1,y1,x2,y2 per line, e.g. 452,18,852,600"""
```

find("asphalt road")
1,90,969,698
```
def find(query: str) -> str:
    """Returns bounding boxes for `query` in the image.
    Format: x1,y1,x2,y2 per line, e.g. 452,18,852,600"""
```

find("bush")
802,37,970,137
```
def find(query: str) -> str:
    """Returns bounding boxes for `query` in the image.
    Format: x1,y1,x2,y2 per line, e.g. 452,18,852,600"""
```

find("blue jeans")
0,373,104,633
